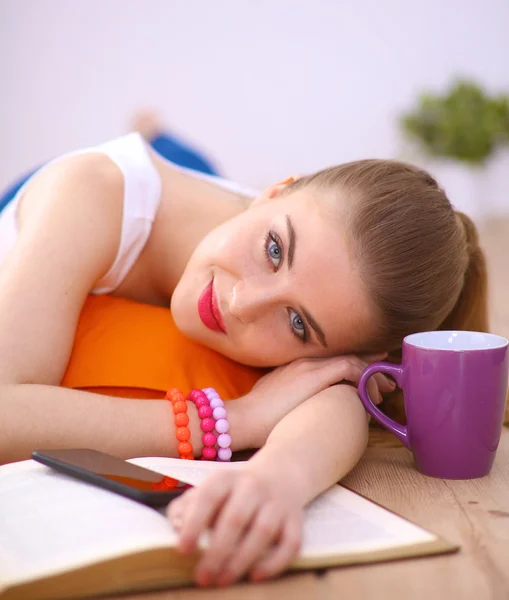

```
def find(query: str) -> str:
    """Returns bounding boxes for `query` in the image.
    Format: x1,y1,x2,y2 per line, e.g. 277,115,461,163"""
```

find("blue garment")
150,133,218,177
0,169,35,213
0,132,219,213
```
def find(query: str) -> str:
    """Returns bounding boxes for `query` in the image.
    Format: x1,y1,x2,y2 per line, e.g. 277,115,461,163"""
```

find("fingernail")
178,538,194,555
216,571,233,587
196,568,212,587
250,569,266,582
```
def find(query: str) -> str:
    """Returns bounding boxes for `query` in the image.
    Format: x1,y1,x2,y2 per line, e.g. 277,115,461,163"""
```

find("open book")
0,456,457,599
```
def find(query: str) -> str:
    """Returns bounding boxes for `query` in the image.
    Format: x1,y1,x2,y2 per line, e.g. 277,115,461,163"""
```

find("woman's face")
171,184,375,367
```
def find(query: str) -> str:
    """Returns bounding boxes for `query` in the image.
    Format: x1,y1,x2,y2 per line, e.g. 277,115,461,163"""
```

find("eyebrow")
301,307,328,348
286,215,296,270
285,215,328,348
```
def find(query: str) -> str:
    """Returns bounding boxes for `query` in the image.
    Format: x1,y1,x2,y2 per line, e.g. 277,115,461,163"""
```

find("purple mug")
358,331,508,479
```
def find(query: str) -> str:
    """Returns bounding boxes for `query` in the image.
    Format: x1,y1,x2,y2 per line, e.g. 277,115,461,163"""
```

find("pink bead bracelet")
202,387,232,462
187,389,217,460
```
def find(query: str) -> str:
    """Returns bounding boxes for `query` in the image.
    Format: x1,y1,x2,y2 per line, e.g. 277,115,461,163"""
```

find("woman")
0,121,487,586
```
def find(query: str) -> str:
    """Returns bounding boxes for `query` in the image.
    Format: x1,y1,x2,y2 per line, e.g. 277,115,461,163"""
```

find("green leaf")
400,79,509,164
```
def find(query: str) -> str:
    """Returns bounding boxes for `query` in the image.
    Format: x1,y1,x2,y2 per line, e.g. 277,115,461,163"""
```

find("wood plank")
328,430,509,599
109,572,328,600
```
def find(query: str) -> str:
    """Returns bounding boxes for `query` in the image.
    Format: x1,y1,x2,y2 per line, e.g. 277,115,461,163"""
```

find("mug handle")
357,362,409,448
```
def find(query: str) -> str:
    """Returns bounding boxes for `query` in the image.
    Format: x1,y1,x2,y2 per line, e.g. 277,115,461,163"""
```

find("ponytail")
441,212,508,424
379,211,502,430
439,211,489,333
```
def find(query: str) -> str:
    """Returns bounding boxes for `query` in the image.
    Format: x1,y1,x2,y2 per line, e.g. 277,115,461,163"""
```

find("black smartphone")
32,448,192,507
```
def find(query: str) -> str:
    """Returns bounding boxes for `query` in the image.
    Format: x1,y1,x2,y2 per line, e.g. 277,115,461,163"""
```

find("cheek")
208,222,261,275
227,320,309,367
169,283,196,340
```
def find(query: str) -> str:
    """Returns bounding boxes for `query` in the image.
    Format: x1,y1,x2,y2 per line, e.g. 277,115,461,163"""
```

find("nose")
229,278,284,323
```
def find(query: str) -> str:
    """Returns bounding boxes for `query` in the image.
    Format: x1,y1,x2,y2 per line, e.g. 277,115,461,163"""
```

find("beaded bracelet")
152,476,179,491
165,388,194,460
187,389,217,461
202,387,232,462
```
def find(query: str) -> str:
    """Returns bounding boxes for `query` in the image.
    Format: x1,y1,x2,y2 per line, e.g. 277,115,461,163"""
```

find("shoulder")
25,134,155,203
22,150,124,199
18,151,124,225
48,151,125,188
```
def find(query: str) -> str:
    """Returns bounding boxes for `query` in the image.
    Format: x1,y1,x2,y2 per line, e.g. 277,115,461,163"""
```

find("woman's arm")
0,385,196,464
0,153,123,385
168,383,368,586
0,353,383,464
1,380,275,464
0,153,128,462
248,383,368,507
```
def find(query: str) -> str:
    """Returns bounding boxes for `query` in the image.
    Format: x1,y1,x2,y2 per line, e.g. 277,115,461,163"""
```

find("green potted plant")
400,80,509,219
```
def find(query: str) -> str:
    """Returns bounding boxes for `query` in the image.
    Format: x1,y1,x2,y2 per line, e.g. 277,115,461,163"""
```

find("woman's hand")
169,381,376,587
238,353,395,447
168,467,302,586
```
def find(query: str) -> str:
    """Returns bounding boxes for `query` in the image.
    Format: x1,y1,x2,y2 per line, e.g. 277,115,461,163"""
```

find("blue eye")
264,231,308,344
289,309,307,340
264,232,283,270
268,240,281,263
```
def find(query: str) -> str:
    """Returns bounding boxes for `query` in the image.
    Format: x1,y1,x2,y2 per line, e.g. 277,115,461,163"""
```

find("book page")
132,457,437,557
0,456,441,591
299,486,436,556
0,460,177,588
129,455,244,486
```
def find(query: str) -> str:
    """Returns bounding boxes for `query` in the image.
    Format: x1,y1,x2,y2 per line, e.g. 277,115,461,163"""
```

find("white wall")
1,0,508,217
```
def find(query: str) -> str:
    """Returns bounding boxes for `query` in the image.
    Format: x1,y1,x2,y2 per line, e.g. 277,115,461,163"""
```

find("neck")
148,153,253,298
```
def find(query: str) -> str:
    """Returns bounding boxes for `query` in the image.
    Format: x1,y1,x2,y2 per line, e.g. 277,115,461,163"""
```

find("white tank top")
0,133,258,293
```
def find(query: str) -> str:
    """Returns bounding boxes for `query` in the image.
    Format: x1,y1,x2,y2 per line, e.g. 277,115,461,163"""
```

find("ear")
250,175,300,207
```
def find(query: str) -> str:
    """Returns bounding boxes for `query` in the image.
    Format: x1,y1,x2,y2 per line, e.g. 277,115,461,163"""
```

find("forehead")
273,189,373,353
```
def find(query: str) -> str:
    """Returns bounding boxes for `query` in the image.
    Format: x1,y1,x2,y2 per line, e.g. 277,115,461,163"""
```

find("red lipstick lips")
198,280,227,334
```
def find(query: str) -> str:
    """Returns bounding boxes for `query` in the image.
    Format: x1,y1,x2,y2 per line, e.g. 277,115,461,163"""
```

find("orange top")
61,295,265,400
